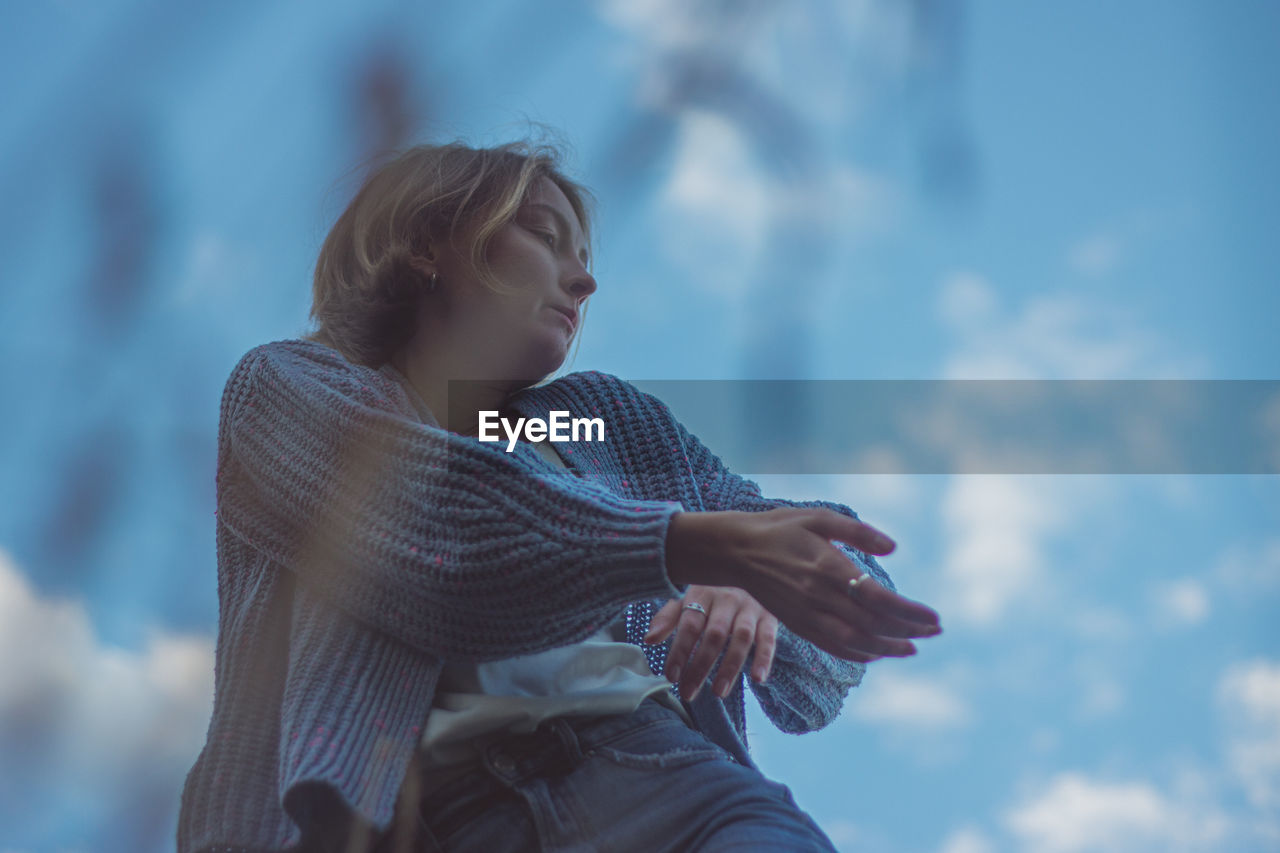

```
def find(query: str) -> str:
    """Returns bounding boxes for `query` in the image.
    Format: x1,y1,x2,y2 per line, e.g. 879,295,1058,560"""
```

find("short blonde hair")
306,140,595,367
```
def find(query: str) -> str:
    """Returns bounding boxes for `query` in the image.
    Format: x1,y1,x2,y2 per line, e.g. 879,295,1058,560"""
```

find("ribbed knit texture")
178,339,894,852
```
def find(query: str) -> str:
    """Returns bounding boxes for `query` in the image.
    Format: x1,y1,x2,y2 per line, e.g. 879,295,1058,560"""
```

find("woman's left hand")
644,585,778,702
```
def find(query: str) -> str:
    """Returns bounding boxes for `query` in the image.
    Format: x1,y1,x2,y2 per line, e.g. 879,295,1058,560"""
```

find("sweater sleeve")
215,341,684,662
655,390,895,734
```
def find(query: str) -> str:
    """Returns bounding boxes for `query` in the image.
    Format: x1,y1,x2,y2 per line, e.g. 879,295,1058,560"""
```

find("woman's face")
427,176,596,383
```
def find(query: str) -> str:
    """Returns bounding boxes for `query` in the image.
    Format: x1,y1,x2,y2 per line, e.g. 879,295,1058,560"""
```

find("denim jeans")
383,695,838,852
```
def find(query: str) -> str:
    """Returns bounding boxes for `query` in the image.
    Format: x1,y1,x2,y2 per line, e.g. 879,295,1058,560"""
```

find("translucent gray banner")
627,380,1280,475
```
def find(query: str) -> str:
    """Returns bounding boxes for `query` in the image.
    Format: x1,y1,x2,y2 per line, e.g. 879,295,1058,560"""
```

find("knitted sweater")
177,339,895,852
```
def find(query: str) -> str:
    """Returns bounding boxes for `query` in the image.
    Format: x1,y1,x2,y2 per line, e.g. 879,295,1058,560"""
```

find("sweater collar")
377,363,592,477
375,361,441,427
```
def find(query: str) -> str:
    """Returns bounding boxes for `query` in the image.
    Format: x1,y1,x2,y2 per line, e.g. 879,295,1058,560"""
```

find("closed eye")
520,202,590,267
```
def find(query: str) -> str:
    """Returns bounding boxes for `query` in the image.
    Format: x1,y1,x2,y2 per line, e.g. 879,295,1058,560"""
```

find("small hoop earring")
428,272,439,292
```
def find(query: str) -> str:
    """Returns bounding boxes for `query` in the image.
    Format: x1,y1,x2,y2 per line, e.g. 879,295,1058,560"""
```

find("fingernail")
752,667,767,682
668,665,681,683
716,683,730,699
686,685,700,701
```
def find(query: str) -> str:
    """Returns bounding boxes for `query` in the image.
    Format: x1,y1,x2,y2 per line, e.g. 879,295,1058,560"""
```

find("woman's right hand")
664,508,941,662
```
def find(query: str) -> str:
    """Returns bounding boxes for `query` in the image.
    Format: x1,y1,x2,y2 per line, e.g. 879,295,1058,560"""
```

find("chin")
512,343,568,385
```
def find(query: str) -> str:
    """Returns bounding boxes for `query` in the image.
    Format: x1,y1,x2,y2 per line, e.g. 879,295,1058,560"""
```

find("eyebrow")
523,203,590,267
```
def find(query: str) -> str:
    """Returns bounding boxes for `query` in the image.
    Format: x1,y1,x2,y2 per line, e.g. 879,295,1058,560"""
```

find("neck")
391,346,520,437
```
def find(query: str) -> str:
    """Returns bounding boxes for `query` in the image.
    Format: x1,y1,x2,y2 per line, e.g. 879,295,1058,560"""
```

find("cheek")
449,282,520,326
490,233,557,287
484,230,539,272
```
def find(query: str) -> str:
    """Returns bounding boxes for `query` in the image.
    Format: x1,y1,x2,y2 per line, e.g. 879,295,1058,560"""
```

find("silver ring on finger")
682,601,707,615
848,575,875,598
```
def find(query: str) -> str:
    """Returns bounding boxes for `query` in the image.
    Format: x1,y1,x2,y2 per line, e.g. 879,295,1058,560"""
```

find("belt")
412,695,678,800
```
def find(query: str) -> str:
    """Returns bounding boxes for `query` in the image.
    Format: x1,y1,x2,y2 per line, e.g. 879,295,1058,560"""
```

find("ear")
406,252,437,279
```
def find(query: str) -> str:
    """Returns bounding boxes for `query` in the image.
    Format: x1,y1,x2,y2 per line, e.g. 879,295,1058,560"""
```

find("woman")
178,139,942,852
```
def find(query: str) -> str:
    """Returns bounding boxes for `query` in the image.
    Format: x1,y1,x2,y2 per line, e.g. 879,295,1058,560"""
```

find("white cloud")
937,477,1063,625
1076,676,1125,719
0,548,214,842
595,0,916,125
823,817,859,849
1217,659,1280,814
1065,205,1196,280
662,112,766,230
837,473,923,517
1065,615,1130,720
825,163,900,242
1070,605,1132,643
654,111,899,299
936,274,1205,380
1003,772,1227,853
849,668,970,730
1150,578,1210,628
750,473,926,529
928,274,1211,480
1028,727,1061,757
173,229,259,306
1212,538,1280,593
595,0,715,52
939,272,999,328
1068,233,1123,277
958,662,1280,853
938,826,996,853
656,111,767,296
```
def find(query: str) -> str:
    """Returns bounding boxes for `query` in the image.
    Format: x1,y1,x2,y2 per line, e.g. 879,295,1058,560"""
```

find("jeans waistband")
415,695,684,798
502,694,680,753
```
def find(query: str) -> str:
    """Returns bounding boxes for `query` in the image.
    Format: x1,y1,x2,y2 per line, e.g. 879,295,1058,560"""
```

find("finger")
796,600,918,658
867,637,917,657
680,605,736,702
645,598,682,644
663,601,708,684
846,586,943,639
793,622,885,660
805,611,891,661
711,612,759,699
841,624,918,658
808,509,896,556
828,547,940,629
804,631,882,662
749,616,778,683
848,576,942,630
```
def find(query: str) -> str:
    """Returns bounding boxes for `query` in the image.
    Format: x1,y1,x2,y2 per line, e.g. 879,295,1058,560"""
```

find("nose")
564,261,597,301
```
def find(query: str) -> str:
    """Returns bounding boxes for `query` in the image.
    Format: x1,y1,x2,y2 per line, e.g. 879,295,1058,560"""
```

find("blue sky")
1,1,1277,851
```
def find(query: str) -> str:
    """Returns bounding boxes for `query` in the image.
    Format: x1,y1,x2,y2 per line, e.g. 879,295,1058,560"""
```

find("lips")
549,305,578,332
